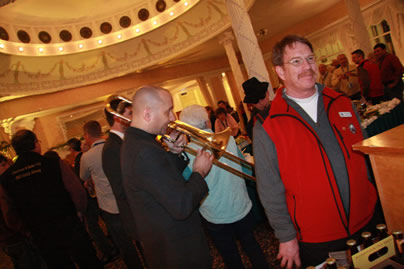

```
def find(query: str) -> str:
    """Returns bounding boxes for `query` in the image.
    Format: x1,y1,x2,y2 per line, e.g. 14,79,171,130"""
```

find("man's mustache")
298,70,316,78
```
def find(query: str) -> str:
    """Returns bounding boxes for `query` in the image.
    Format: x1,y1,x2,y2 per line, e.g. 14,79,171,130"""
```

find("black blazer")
102,132,138,239
121,127,211,269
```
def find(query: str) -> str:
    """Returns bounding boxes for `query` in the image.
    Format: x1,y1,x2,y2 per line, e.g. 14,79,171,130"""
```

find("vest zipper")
271,113,351,237
333,124,351,160
292,194,302,241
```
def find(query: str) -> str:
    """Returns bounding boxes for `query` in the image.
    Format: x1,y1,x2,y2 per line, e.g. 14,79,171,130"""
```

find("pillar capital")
218,31,235,46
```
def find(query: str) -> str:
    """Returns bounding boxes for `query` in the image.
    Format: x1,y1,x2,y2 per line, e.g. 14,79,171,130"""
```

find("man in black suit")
102,99,144,268
121,85,214,269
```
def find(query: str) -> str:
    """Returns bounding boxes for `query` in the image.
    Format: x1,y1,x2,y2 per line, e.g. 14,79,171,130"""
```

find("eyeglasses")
284,55,316,66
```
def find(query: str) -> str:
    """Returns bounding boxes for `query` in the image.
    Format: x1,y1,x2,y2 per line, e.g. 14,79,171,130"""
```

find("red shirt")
378,53,403,84
357,59,384,98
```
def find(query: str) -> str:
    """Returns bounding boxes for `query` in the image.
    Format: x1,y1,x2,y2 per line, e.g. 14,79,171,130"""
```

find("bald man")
331,54,361,100
121,86,213,269
317,64,332,88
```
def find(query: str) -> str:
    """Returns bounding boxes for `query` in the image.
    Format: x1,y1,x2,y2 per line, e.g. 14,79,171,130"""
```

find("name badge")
339,112,352,118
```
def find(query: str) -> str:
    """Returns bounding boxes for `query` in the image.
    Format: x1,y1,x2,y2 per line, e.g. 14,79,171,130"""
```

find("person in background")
317,64,333,88
242,77,271,140
330,58,340,73
331,54,361,100
0,153,46,269
69,136,118,265
218,100,240,123
81,120,136,267
180,105,270,269
205,106,216,132
67,138,83,176
254,35,380,268
121,85,213,269
102,100,145,268
351,49,384,105
1,130,102,269
215,107,240,137
373,43,403,101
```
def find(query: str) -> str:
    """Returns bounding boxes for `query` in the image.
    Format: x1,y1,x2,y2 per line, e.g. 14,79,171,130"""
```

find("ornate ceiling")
0,0,342,103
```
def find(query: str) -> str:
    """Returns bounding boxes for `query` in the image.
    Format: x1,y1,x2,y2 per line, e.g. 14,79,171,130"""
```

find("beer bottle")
392,230,404,259
346,239,358,268
361,231,373,249
326,257,337,269
376,224,389,241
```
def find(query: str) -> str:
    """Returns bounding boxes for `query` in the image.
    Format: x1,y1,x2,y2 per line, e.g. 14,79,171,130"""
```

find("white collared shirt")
80,138,119,214
110,129,124,140
286,88,319,123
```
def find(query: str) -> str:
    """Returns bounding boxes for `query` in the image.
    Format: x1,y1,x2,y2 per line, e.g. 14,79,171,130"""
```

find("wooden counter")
353,124,404,233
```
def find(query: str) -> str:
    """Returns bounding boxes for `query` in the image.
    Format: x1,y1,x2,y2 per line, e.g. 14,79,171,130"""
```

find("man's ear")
275,65,285,81
143,107,151,123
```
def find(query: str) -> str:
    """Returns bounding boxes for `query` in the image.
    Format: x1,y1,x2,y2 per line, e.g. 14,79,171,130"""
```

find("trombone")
105,94,255,181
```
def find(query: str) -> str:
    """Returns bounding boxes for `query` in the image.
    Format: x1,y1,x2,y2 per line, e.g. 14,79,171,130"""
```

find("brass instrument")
105,94,255,181
164,121,255,181
105,94,132,123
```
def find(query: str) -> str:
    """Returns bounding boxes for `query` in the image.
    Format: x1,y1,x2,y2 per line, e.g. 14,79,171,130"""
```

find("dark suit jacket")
102,132,138,239
121,127,211,269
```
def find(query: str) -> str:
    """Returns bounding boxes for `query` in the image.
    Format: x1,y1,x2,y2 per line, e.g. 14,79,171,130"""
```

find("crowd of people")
317,43,403,104
0,34,402,269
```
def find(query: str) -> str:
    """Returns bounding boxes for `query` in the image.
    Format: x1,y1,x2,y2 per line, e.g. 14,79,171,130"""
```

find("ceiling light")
117,34,122,39
184,2,189,6
98,40,103,45
153,21,157,25
78,44,84,49
58,47,63,52
170,11,174,16
18,47,24,52
0,43,4,49
135,28,140,33
38,47,44,53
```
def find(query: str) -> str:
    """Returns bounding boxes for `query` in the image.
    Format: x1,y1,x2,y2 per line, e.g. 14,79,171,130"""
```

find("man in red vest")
351,49,384,104
253,35,380,268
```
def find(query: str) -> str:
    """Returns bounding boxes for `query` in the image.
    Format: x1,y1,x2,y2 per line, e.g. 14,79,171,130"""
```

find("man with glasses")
253,35,379,268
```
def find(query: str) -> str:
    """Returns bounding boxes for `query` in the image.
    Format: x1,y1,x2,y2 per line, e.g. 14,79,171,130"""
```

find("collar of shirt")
110,130,124,140
91,139,105,148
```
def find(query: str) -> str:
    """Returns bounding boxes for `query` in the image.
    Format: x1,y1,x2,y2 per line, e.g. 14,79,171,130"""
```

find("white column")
344,0,373,55
218,31,244,103
225,0,273,100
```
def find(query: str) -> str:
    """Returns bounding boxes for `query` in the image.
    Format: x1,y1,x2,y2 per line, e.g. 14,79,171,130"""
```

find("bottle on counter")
361,231,373,249
346,239,358,269
326,257,337,269
376,224,389,241
393,230,404,259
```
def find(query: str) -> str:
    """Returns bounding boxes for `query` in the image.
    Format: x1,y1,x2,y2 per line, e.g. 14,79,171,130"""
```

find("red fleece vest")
262,87,377,243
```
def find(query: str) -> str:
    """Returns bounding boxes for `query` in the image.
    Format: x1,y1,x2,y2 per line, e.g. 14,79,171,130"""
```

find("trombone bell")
105,95,132,123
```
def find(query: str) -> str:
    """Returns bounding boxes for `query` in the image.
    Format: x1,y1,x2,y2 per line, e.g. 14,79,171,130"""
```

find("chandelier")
0,0,15,7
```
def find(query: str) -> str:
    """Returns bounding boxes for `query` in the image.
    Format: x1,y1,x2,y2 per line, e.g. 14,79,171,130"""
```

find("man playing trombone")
121,85,214,269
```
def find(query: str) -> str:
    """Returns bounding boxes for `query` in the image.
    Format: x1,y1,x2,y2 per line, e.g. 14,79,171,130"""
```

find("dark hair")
352,49,364,58
83,120,102,138
215,107,227,117
217,100,226,106
44,150,60,159
11,129,37,155
373,43,386,50
67,138,81,152
0,153,7,163
272,35,313,66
